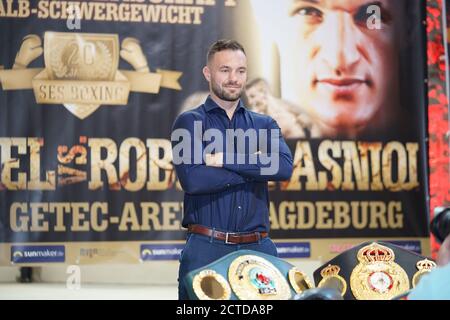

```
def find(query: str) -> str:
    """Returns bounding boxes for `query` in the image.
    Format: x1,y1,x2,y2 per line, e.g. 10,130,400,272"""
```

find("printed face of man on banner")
250,0,399,138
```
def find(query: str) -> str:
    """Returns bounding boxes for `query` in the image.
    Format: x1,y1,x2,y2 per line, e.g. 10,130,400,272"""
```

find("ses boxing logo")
0,31,182,120
11,245,65,263
140,244,184,261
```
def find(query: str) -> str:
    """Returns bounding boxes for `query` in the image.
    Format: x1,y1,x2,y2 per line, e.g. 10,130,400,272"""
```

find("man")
250,0,401,138
171,39,293,300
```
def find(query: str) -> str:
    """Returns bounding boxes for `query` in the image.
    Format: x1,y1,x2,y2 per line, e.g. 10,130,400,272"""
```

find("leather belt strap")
188,224,268,244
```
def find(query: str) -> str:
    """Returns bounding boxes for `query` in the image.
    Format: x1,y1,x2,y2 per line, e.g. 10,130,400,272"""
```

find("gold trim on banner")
350,243,410,300
0,32,182,120
192,269,231,300
0,68,43,90
288,267,314,294
228,255,291,300
121,70,162,93
317,264,347,297
412,259,436,288
156,69,182,90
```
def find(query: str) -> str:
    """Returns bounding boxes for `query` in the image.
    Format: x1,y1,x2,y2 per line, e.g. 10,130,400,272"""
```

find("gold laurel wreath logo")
49,40,113,81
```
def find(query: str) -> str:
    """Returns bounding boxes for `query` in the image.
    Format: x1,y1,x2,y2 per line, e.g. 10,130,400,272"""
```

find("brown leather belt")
188,224,268,244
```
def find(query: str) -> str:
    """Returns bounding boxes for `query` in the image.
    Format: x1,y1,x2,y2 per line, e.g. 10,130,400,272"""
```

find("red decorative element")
426,0,450,259
256,272,271,285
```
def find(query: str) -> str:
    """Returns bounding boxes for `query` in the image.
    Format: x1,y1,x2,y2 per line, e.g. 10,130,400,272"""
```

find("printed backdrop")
0,0,433,265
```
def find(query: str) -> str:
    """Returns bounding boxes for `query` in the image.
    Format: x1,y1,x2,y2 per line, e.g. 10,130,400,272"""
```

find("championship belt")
184,249,314,300
313,241,435,300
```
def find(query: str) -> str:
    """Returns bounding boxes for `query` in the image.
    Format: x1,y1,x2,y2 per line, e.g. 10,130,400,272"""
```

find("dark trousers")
177,232,278,300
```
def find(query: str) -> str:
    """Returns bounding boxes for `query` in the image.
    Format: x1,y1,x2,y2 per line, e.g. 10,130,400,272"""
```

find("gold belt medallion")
317,264,347,297
412,259,436,288
0,32,182,120
228,255,291,300
192,269,231,300
350,243,410,300
288,267,314,294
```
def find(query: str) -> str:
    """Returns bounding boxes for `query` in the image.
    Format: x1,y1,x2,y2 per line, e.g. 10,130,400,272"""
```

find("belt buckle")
225,232,235,244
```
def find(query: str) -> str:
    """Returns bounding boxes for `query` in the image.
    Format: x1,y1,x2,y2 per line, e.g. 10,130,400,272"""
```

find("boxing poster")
0,0,430,265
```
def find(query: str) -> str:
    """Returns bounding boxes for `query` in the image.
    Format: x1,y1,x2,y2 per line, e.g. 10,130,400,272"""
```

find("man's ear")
203,66,211,82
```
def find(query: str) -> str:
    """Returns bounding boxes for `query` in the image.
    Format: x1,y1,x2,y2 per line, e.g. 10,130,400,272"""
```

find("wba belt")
313,241,436,300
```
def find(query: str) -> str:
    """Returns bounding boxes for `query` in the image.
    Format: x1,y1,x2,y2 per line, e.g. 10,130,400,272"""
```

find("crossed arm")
171,113,293,195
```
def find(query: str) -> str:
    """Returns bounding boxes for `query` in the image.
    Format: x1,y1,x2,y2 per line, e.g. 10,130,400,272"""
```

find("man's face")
204,49,248,102
278,0,397,135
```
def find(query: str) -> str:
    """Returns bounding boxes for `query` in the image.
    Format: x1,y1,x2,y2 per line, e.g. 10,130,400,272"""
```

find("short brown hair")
206,39,246,64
